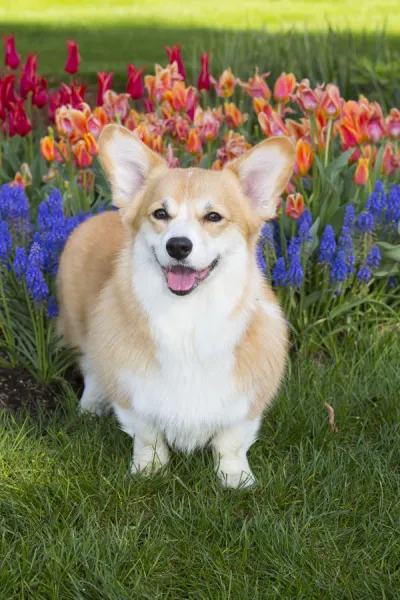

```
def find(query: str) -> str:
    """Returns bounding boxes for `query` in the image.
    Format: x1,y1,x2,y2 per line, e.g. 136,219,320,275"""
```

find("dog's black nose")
166,237,193,260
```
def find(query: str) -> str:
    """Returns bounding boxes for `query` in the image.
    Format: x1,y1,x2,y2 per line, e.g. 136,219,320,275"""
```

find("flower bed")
0,35,399,383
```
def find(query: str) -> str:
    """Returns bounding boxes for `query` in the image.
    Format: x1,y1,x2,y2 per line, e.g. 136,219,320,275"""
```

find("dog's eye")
204,212,223,223
153,208,169,220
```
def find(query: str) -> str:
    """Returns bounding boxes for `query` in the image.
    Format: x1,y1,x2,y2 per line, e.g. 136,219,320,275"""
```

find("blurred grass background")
1,0,400,107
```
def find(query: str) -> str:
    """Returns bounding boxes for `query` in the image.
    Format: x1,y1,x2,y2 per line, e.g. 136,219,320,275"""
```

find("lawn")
1,330,399,598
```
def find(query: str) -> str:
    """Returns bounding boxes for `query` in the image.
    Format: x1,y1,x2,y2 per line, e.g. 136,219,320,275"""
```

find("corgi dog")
57,124,294,488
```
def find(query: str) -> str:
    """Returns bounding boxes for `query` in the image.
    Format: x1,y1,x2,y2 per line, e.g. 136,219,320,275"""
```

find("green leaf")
303,291,321,309
376,242,400,262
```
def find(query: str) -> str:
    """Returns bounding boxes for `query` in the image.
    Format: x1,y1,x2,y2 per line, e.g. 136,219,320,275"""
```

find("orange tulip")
93,106,109,127
54,139,69,164
320,84,342,119
165,81,197,114
211,68,238,98
55,107,73,138
211,159,223,171
224,103,247,129
174,116,190,142
274,72,296,104
187,128,202,154
73,140,92,169
151,135,163,154
239,68,271,101
69,109,88,139
285,193,304,220
294,138,313,177
40,136,56,162
84,133,98,156
258,105,290,137
386,108,400,139
293,79,322,112
353,157,369,186
194,107,222,143
217,131,251,163
134,122,152,146
253,97,268,116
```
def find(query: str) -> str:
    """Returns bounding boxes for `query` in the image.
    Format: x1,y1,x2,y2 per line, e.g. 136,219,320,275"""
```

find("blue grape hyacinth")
319,225,336,264
25,242,49,303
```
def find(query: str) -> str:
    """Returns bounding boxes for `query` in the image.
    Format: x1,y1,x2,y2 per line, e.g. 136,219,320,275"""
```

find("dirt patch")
0,366,83,414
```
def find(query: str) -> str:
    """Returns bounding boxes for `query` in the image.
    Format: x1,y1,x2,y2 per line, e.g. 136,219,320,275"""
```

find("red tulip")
32,76,48,108
97,71,113,106
19,54,38,99
165,44,186,80
13,101,32,136
197,53,210,91
2,34,20,70
65,41,80,75
2,112,15,136
1,74,18,109
127,65,145,100
70,82,86,108
48,90,63,122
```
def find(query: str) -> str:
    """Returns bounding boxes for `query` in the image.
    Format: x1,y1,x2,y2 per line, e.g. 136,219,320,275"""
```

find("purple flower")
26,242,48,303
272,257,287,287
256,245,266,275
47,296,59,318
0,184,30,239
0,220,12,265
36,189,65,232
386,184,400,224
298,209,312,243
13,246,27,279
287,254,303,288
357,210,374,232
287,237,301,260
357,264,372,283
338,226,355,273
366,245,381,268
319,225,336,264
366,183,386,220
343,205,356,228
330,250,348,283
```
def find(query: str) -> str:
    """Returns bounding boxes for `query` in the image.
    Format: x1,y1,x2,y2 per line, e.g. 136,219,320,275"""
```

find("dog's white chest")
118,314,251,451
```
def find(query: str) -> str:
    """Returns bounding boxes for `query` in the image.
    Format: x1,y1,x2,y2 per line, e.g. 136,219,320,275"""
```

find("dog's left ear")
225,136,295,219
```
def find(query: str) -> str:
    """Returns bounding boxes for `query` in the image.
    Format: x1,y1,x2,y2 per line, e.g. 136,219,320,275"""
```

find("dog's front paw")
216,458,256,489
130,445,170,477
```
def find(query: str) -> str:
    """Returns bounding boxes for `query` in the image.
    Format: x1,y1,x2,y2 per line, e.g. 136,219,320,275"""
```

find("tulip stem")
324,118,334,167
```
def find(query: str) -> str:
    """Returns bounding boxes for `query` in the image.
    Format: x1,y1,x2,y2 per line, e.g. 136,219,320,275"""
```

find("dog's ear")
98,124,167,209
225,136,295,220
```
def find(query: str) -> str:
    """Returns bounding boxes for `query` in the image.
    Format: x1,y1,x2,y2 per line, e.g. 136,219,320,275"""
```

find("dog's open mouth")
162,259,218,296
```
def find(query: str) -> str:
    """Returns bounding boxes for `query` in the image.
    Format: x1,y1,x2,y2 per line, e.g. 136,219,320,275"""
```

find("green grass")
1,329,399,598
1,1,400,108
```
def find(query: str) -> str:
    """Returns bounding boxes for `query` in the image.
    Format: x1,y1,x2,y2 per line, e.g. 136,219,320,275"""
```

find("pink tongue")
167,268,196,292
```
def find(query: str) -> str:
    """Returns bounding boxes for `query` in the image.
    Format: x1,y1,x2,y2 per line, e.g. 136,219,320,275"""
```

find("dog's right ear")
98,124,167,209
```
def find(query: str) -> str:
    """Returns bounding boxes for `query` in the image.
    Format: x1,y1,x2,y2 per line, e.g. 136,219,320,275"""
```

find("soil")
0,366,83,415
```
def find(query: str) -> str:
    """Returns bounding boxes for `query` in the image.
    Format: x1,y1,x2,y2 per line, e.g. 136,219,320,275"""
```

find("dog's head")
99,124,294,296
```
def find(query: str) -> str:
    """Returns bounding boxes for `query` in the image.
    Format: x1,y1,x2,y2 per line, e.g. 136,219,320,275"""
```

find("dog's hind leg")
78,357,108,416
